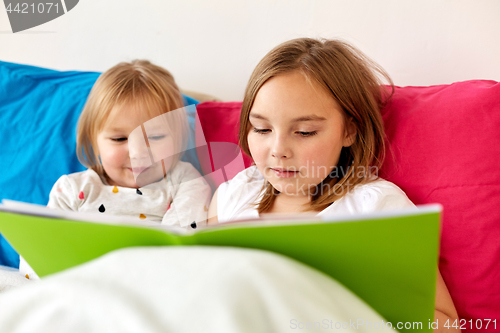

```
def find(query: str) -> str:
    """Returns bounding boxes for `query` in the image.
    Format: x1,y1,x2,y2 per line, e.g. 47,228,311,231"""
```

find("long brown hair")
76,60,186,177
239,38,393,213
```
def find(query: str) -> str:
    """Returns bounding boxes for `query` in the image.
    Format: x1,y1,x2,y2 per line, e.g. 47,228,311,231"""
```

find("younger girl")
20,60,211,280
208,38,459,332
48,60,211,226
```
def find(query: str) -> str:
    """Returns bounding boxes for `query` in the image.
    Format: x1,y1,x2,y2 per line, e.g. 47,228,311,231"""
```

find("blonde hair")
239,38,393,213
76,60,186,177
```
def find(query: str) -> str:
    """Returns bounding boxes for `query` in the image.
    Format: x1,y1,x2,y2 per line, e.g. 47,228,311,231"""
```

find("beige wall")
1,0,499,101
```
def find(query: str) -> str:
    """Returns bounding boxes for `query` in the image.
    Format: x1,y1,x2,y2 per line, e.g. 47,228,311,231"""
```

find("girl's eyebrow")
249,113,267,120
291,115,326,122
104,127,128,133
249,113,326,122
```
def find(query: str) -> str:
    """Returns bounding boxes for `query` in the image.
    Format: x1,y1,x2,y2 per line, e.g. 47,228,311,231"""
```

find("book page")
0,200,187,234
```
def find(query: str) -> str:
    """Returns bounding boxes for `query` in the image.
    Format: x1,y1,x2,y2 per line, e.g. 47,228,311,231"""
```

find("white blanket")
0,247,389,332
0,265,32,292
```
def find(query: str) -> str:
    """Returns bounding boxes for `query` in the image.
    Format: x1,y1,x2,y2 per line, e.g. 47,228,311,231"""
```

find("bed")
0,61,499,332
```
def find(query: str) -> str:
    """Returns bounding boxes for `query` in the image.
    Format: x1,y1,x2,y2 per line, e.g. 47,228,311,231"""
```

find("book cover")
0,200,441,331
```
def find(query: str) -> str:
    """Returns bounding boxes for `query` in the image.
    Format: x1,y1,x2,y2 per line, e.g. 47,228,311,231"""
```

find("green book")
0,200,440,332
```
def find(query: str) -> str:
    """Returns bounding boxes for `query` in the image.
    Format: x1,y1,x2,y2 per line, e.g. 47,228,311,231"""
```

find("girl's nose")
271,134,292,159
128,126,152,162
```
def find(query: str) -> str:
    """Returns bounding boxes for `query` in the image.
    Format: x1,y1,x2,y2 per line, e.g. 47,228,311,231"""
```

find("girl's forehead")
103,101,164,129
250,72,343,123
113,99,164,118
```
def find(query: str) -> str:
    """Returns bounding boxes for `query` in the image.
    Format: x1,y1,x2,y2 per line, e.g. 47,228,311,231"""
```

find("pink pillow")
195,102,252,191
195,80,500,331
380,80,500,331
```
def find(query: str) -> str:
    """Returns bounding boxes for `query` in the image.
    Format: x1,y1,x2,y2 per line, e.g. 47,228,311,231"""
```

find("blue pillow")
0,61,200,267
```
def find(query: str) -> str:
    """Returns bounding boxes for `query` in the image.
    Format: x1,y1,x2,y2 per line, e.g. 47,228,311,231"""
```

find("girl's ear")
342,118,357,147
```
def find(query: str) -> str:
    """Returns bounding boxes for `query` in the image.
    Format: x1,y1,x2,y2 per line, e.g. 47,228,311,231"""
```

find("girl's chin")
270,184,301,196
134,172,165,187
270,181,320,197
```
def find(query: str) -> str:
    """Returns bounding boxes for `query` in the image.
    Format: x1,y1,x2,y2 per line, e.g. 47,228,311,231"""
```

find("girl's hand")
434,269,460,332
207,188,219,225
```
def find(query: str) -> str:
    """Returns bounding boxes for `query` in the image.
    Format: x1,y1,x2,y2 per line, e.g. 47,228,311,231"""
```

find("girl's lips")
271,168,299,178
130,167,150,174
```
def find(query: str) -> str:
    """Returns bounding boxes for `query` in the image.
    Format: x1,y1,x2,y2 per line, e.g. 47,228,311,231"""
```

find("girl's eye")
111,137,127,142
252,128,271,135
297,131,317,137
148,135,166,141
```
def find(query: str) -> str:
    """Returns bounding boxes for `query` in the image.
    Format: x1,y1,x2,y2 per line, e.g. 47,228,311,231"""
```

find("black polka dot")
190,222,197,229
136,189,142,195
98,204,105,213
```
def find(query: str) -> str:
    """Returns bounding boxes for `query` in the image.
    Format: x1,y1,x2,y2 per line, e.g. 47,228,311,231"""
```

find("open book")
0,200,440,331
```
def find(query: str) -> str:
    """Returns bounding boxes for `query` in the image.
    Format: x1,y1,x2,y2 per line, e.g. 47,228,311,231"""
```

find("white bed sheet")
0,265,32,292
0,246,388,333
